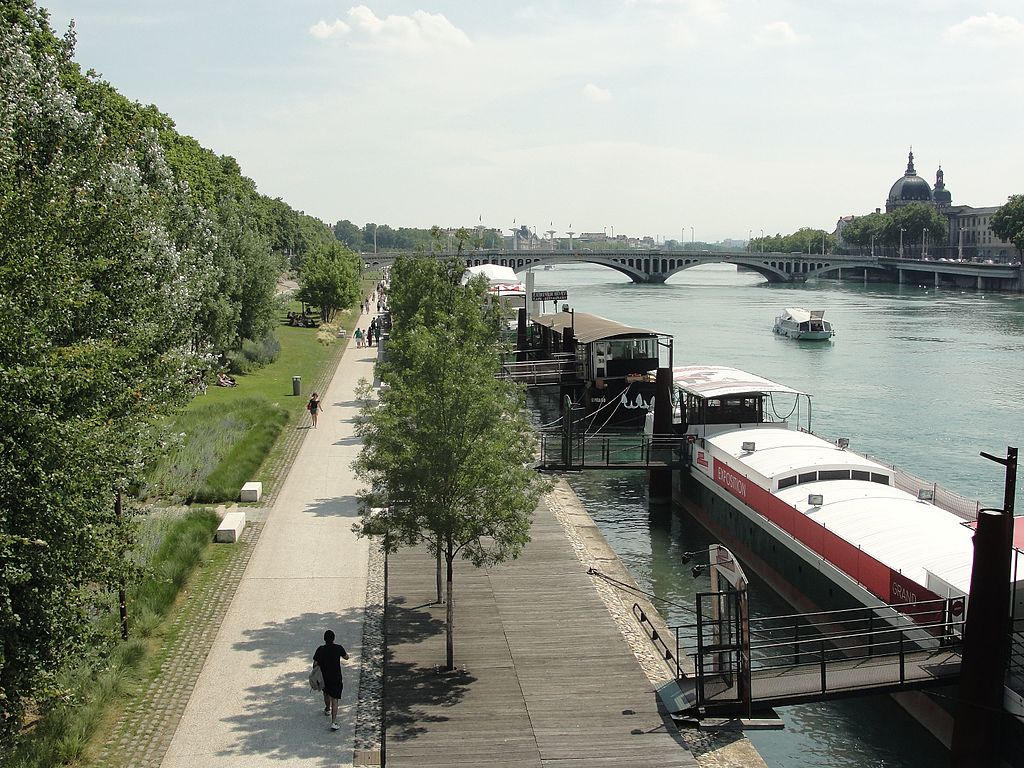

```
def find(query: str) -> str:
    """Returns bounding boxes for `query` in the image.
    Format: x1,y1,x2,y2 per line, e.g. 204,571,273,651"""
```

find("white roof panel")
777,479,975,591
673,365,806,399
709,428,888,480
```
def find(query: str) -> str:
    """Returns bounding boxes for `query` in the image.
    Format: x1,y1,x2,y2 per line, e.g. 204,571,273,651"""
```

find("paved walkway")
158,329,379,767
384,496,699,768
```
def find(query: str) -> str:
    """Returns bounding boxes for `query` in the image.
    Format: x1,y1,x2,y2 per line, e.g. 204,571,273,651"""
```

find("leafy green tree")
0,13,204,745
992,195,1024,258
296,241,361,322
353,256,546,670
890,203,947,254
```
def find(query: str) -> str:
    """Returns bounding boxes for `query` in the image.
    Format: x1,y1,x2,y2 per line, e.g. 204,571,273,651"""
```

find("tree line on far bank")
0,2,360,750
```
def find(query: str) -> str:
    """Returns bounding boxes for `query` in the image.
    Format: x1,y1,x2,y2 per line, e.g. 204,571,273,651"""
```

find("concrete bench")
240,481,262,502
215,511,246,543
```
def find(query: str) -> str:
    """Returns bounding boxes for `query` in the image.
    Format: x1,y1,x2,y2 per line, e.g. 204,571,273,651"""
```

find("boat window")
778,475,797,489
870,473,890,485
798,471,817,484
818,469,851,481
851,470,870,481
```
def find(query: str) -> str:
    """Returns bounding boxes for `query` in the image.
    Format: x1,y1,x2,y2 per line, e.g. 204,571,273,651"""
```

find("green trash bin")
292,375,301,396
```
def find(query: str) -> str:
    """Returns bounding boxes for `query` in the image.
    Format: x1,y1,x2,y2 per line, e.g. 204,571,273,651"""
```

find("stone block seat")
240,481,262,502
215,511,246,543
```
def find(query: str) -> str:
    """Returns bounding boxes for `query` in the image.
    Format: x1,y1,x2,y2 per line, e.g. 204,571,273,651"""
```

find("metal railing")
537,432,688,470
498,358,578,385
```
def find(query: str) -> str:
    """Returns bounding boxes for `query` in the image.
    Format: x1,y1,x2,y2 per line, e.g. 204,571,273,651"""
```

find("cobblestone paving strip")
353,538,384,758
90,523,263,768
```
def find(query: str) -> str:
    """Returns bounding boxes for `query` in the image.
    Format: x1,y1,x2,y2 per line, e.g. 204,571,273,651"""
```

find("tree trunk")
445,546,454,671
435,540,444,604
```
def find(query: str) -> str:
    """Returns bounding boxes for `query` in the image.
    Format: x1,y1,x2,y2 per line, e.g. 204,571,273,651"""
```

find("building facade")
838,149,1016,262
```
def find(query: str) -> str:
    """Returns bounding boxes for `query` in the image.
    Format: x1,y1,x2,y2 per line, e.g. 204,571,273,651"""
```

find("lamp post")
899,227,906,258
870,233,875,258
690,226,694,246
760,229,764,253
958,226,965,261
822,232,826,255
748,229,752,253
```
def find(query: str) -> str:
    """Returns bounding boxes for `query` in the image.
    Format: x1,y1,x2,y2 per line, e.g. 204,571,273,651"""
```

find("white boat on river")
773,307,834,340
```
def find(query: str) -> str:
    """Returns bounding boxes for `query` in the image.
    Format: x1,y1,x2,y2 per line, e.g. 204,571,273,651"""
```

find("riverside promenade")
156,327,378,767
383,487,700,768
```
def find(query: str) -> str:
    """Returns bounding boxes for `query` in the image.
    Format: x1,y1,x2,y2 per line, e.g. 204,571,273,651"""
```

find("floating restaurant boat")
524,310,672,425
668,364,1024,749
773,307,834,340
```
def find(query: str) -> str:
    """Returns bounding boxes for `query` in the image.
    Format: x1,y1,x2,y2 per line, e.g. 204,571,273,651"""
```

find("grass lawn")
145,294,370,504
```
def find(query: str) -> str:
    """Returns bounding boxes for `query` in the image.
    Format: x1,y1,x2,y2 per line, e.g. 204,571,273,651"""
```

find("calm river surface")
528,263,1024,767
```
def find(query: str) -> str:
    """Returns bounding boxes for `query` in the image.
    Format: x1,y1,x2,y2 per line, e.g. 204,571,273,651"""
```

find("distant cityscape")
471,149,1015,262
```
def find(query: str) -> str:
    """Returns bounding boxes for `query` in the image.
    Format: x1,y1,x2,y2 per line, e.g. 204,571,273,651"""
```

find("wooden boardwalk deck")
384,497,697,767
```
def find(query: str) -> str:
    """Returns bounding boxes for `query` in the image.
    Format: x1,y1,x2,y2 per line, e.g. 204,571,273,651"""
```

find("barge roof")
673,365,807,399
709,428,888,480
776,480,977,591
532,311,668,344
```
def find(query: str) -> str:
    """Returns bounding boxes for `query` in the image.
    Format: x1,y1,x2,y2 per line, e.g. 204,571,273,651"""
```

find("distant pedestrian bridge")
364,249,875,284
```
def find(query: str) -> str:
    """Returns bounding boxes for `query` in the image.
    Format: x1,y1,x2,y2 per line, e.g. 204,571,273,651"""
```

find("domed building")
836,148,1016,261
885,149,935,212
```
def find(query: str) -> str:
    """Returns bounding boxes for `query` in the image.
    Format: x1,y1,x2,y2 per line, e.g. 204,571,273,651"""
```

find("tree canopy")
0,2,344,745
991,195,1024,257
353,255,546,669
840,204,948,253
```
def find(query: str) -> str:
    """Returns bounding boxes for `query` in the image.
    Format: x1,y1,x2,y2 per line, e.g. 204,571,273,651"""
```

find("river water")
527,263,1024,767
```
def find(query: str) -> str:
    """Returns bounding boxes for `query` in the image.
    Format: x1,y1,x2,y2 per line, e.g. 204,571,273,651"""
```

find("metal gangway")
684,597,963,715
498,356,578,386
536,430,689,471
634,546,964,718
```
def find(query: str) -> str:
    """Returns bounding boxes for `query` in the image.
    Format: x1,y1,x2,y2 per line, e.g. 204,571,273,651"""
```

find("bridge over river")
365,248,1024,290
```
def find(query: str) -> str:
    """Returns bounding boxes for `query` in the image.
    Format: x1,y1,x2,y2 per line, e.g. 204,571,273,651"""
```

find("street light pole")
690,226,694,246
373,223,378,254
899,227,905,258
748,229,752,253
958,226,965,261
760,229,764,253
870,234,875,258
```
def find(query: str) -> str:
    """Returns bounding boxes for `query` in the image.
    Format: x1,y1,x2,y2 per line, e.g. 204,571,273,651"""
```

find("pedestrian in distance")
307,392,321,428
312,629,349,731
355,327,363,348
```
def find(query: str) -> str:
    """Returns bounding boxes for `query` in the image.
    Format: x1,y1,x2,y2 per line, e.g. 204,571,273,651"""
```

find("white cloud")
309,19,351,39
624,0,726,24
345,5,471,53
582,83,612,102
755,21,807,46
945,13,1024,46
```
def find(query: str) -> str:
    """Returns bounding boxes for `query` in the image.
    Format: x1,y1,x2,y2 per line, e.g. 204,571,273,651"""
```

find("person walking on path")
355,327,363,348
312,630,349,731
306,392,321,428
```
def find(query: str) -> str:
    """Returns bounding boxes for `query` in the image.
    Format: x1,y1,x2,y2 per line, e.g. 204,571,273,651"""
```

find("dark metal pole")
648,367,673,504
950,446,1017,767
116,491,128,640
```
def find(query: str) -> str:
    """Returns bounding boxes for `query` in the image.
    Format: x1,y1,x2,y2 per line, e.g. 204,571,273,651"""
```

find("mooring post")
648,367,673,504
516,307,527,362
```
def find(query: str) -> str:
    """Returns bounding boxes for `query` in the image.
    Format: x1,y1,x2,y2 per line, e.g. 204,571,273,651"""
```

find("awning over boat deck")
672,365,807,399
531,311,668,344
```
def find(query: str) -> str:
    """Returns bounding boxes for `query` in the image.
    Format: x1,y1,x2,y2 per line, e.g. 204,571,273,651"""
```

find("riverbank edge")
545,478,769,768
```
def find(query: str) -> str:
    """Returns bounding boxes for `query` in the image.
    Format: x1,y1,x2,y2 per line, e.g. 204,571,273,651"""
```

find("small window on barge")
778,475,797,489
870,473,890,485
818,469,851,481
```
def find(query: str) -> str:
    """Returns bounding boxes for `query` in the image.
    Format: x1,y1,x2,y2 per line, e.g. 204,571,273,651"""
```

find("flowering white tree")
0,12,207,746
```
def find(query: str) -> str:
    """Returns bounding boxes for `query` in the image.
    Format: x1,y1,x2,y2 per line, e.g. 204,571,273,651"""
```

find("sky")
43,1,1024,243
